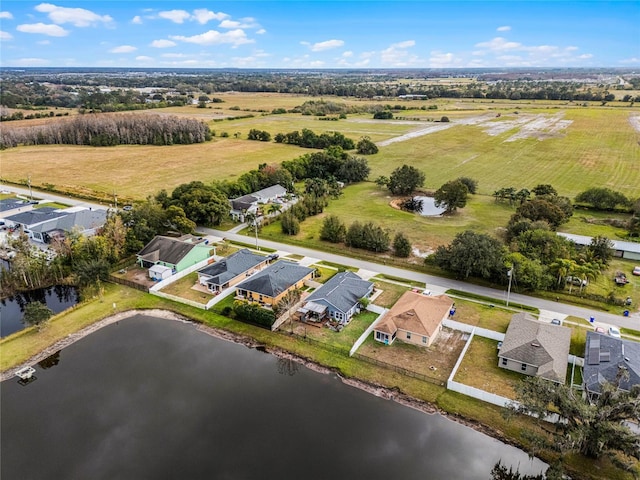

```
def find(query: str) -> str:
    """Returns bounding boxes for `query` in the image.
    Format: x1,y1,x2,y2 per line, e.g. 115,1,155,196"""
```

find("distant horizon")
1,1,638,69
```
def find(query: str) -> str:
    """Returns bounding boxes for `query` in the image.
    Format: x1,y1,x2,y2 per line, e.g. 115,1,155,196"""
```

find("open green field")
2,95,639,201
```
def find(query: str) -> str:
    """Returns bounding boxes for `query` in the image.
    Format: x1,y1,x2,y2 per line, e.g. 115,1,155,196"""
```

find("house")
498,313,571,383
3,206,108,243
137,235,212,273
373,291,454,347
0,198,36,219
300,271,373,325
558,232,640,261
229,184,287,221
583,332,640,399
197,248,269,293
235,261,315,308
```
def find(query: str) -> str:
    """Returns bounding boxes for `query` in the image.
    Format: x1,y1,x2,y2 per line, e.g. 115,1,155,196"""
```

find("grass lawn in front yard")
356,327,467,382
449,300,515,333
454,336,522,399
371,280,410,308
160,272,214,304
312,265,339,284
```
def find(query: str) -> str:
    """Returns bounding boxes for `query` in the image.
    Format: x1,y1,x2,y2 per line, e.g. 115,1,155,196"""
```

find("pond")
1,315,547,479
415,196,447,216
0,285,79,338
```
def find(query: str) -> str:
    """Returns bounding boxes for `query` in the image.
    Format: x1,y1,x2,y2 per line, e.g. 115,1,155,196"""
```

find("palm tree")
267,203,282,216
244,212,259,249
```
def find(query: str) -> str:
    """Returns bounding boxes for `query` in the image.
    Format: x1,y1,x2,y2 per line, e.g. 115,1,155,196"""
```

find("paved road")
1,184,111,210
3,183,637,330
201,227,640,331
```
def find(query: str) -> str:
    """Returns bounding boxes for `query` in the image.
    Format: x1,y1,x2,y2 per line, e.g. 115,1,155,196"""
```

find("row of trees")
0,113,211,149
273,129,355,150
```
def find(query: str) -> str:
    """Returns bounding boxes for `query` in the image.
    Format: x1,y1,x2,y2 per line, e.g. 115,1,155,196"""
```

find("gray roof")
500,312,571,383
0,198,36,212
253,184,287,200
198,249,266,286
5,207,65,226
29,208,107,234
583,332,640,394
230,195,258,212
305,271,373,314
557,232,640,255
236,261,314,298
137,236,201,266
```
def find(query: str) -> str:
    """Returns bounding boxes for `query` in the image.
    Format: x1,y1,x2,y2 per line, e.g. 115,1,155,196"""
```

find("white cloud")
11,57,50,66
380,40,421,66
342,51,353,58
132,16,142,24
256,28,266,35
35,3,112,27
135,55,153,62
158,9,191,24
0,11,13,19
161,53,188,58
497,26,511,32
150,39,176,48
475,37,522,51
578,53,593,59
193,9,228,24
310,39,344,52
219,18,257,29
37,39,50,45
170,29,253,47
109,45,137,53
0,30,13,40
429,51,463,68
17,23,69,36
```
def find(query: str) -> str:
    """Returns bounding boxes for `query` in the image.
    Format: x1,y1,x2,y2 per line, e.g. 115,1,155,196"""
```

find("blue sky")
1,1,638,68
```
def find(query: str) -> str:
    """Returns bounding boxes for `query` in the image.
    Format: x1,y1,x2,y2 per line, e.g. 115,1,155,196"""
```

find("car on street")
608,326,621,338
633,266,640,276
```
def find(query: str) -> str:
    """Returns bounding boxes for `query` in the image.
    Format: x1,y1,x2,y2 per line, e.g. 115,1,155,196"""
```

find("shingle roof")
235,261,314,298
374,291,453,338
198,249,266,286
500,313,571,383
583,332,640,394
306,271,373,314
29,208,107,233
0,198,35,213
230,195,258,212
137,236,200,266
4,207,65,226
253,184,286,200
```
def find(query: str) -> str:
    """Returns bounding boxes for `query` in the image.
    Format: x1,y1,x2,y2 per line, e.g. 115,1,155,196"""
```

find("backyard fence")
352,353,446,386
108,275,149,293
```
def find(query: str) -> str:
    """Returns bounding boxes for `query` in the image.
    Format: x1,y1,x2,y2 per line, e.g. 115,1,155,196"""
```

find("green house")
137,235,213,274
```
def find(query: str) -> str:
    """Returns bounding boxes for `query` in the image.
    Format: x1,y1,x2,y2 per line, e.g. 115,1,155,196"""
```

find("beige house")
498,313,571,383
373,292,454,347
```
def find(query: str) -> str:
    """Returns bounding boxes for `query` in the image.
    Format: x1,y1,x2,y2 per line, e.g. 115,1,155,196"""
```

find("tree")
23,301,53,331
280,211,300,235
374,176,389,188
575,187,629,210
336,156,370,184
393,232,412,257
169,181,229,226
587,235,614,265
514,198,568,229
373,110,393,119
440,115,450,122
320,215,346,243
456,176,478,194
434,180,469,213
400,197,423,212
532,184,557,196
387,165,425,195
509,376,640,461
431,231,505,280
164,205,196,234
356,136,378,155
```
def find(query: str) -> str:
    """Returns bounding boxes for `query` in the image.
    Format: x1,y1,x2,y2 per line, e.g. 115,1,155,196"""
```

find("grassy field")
2,96,639,202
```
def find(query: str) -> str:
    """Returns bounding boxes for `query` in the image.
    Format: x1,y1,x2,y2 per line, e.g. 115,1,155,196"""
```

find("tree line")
0,113,211,149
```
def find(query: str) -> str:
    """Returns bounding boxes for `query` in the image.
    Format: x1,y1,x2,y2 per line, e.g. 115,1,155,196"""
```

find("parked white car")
608,326,621,338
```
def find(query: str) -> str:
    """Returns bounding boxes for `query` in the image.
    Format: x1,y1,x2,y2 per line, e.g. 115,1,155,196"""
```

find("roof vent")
531,342,540,347
625,357,631,362
600,351,610,362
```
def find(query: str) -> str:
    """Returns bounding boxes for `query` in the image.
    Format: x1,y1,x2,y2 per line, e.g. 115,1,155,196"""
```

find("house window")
501,358,507,366
422,336,427,344
406,332,411,340
259,294,263,302
521,363,527,371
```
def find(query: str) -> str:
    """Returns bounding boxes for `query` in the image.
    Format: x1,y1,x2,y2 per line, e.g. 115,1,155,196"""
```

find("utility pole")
113,190,118,210
506,267,513,307
27,175,33,201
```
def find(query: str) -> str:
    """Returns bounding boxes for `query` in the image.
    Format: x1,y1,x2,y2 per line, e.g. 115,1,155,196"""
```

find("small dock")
15,366,36,380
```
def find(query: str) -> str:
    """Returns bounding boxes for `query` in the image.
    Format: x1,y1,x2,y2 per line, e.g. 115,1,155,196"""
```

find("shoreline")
0,309,530,458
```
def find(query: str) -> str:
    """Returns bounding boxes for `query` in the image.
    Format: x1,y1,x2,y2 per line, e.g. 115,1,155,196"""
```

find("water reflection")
1,316,547,479
414,196,447,216
38,350,61,370
277,356,300,376
0,285,78,337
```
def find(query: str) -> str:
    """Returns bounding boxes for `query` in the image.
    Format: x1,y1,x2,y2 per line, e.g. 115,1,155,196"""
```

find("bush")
281,211,300,235
233,301,275,328
393,232,412,257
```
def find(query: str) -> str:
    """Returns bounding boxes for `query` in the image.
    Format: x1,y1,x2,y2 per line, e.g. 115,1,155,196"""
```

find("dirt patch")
630,115,640,133
357,327,467,382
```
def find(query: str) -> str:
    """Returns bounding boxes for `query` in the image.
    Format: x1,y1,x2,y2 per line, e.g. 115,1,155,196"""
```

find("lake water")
0,285,79,337
415,196,447,216
0,315,546,479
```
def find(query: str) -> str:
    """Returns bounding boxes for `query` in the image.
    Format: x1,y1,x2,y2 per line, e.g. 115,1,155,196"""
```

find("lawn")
448,299,515,333
371,280,410,308
292,310,379,353
159,272,214,304
312,265,338,284
453,336,522,399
